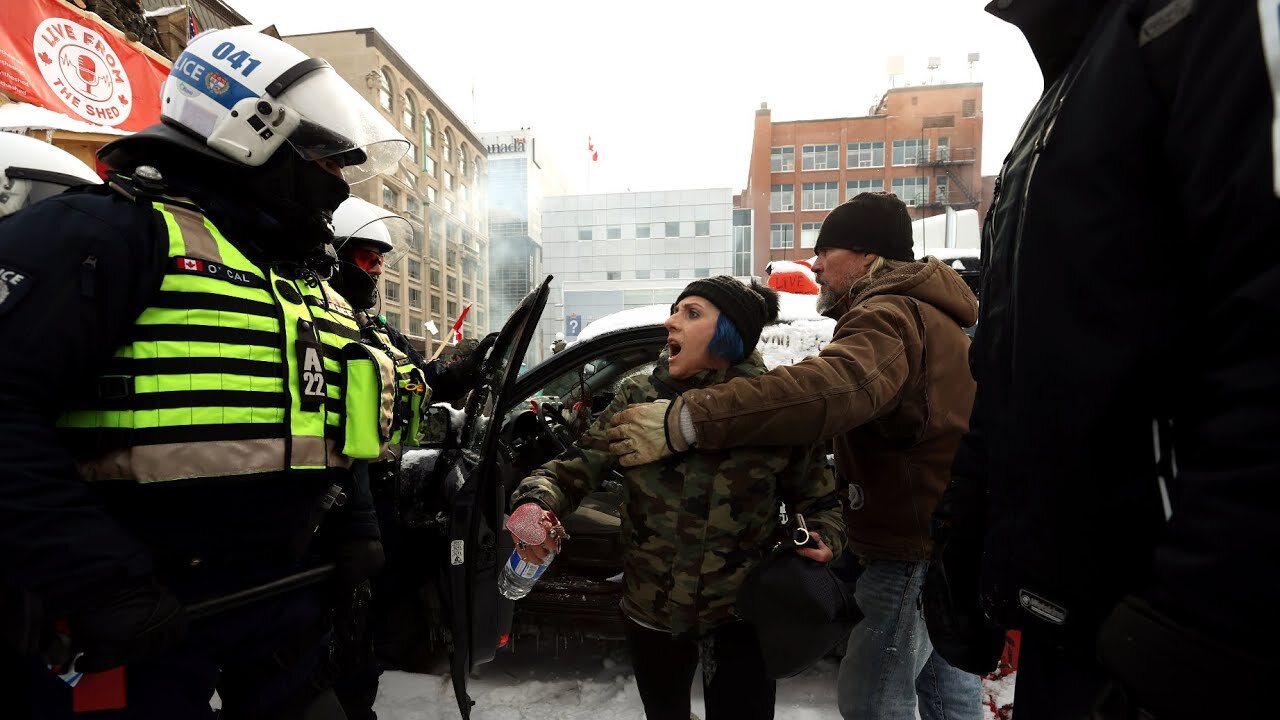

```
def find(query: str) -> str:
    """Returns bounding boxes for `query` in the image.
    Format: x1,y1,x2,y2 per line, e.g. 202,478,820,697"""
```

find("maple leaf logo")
38,52,52,65
118,94,128,105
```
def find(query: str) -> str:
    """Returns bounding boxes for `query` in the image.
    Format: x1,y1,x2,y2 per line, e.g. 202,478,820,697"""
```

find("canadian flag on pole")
450,304,472,345
588,136,598,162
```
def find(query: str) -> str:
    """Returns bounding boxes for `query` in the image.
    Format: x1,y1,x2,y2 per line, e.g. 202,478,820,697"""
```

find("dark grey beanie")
672,276,780,351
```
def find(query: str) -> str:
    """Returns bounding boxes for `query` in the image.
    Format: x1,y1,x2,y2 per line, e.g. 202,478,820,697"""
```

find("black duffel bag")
736,534,863,679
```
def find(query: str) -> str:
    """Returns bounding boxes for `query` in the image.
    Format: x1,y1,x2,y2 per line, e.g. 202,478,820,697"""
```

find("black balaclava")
328,260,378,311
149,145,350,265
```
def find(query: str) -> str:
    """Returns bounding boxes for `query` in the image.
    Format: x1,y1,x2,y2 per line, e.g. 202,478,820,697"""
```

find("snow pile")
574,305,669,344
373,645,1013,719
758,318,835,370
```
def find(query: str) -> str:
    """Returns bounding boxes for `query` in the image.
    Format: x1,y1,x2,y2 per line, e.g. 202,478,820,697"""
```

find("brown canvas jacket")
682,257,977,560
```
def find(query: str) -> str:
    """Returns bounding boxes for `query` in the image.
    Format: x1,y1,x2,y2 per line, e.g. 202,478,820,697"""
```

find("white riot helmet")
332,196,412,270
103,27,406,183
0,133,101,218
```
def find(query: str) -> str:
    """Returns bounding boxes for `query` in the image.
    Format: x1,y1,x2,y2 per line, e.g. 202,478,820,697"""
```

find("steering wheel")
534,400,577,453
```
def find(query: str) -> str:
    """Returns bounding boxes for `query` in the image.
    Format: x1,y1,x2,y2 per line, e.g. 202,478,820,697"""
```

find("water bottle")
498,550,555,600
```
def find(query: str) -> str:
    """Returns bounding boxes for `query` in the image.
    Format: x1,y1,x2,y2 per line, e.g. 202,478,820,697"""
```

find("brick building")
741,82,983,276
284,29,490,350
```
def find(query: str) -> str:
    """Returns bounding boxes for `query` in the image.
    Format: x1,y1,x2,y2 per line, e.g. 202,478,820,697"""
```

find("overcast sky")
226,0,1043,195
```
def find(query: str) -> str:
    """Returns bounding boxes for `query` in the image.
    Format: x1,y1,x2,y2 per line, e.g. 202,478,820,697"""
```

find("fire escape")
916,136,980,211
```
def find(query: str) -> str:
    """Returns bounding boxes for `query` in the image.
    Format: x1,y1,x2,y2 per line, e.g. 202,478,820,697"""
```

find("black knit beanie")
814,192,915,261
673,276,780,351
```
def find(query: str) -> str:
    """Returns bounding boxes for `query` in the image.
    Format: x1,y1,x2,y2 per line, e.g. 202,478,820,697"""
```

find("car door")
434,276,549,718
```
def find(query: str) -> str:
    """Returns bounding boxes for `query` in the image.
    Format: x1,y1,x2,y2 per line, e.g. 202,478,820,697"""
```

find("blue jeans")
836,560,982,720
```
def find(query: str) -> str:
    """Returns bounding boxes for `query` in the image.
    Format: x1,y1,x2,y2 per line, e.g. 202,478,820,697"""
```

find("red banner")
0,0,170,132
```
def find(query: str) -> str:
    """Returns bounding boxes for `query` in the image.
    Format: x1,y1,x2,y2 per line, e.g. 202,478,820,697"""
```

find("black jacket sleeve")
383,321,470,403
0,188,168,613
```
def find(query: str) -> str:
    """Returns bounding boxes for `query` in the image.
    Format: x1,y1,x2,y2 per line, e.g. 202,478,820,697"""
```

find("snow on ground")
374,643,1013,720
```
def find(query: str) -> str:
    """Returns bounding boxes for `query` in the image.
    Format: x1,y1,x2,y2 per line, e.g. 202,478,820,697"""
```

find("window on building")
430,267,440,286
401,169,416,190
770,223,794,249
443,129,453,164
408,224,424,254
459,144,468,177
962,99,977,117
405,142,417,164
446,276,457,293
386,311,401,329
606,271,621,280
635,269,650,279
578,227,592,241
431,296,441,312
847,141,885,168
443,171,453,191
891,176,930,206
408,258,421,280
423,156,436,178
802,144,840,170
770,146,795,172
444,197,454,214
733,209,753,277
406,197,421,219
447,300,458,318
607,225,622,239
408,287,422,308
665,269,681,279
382,185,398,209
378,69,392,111
694,268,710,278
635,224,650,239
800,222,822,248
937,137,950,162
770,184,794,212
802,182,839,211
401,91,415,130
463,282,472,299
665,221,681,237
936,176,950,204
473,157,482,178
385,281,400,303
694,220,710,236
422,111,434,148
892,139,930,166
446,248,457,265
847,178,885,199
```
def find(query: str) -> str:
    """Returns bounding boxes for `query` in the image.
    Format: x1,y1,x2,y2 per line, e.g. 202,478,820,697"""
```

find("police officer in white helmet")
0,132,101,219
0,27,407,719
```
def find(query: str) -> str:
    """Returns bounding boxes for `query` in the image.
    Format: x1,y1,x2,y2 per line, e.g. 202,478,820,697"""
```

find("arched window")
442,129,453,164
422,111,435,148
401,91,415,130
459,144,468,177
473,157,482,178
377,69,392,112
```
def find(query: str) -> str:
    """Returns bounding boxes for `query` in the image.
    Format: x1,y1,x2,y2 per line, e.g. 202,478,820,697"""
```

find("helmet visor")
335,212,413,271
274,65,408,184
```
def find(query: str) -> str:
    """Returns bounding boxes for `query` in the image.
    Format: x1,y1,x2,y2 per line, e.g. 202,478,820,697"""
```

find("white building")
539,189,738,348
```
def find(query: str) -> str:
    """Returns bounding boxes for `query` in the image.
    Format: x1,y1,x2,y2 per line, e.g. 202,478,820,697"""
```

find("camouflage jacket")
513,352,845,637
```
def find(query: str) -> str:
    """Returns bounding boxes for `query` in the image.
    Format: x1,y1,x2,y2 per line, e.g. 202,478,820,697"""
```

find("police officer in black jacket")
325,196,495,720
0,28,411,719
927,2,1280,718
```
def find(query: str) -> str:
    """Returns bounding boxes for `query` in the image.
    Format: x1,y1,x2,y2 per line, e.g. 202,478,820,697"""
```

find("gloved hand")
429,332,498,401
606,396,689,467
335,537,386,589
67,579,188,672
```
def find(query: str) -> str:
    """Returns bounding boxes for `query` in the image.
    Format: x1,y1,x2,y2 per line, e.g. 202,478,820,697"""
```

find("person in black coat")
927,2,1280,718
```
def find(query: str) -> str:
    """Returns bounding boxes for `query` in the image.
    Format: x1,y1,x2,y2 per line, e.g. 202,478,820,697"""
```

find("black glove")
67,579,188,672
921,474,1006,675
335,537,386,589
429,332,498,401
